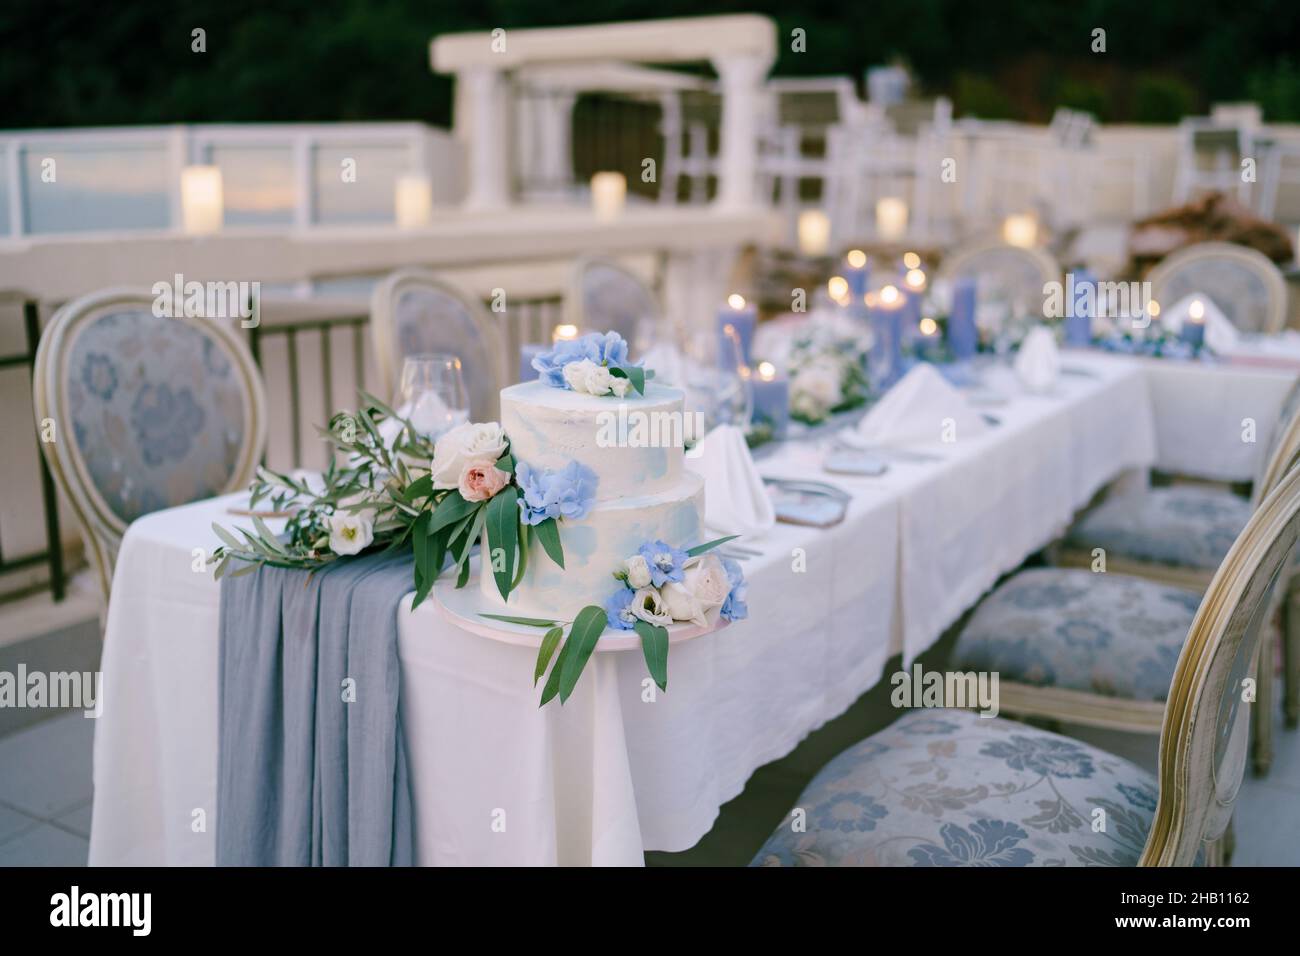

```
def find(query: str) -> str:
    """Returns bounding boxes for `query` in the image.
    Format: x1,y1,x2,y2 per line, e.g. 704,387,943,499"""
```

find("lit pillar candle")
1065,269,1095,348
844,249,870,301
1003,213,1038,248
1181,298,1206,349
947,277,979,359
867,284,907,386
395,174,433,229
718,294,757,364
876,197,908,241
797,210,831,257
180,165,223,235
553,323,579,343
916,316,941,360
751,360,790,438
590,171,626,221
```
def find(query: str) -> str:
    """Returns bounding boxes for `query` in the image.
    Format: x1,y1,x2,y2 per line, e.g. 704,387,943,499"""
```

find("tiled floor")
0,704,1297,866
0,711,94,866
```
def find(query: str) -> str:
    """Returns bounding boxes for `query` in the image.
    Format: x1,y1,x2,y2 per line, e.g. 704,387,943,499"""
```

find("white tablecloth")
91,352,1259,868
1140,359,1297,482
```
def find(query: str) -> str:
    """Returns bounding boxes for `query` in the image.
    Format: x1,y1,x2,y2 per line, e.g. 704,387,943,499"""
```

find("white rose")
563,359,598,393
661,581,707,627
683,554,729,625
624,554,652,589
429,421,507,489
327,513,374,556
610,376,632,398
583,363,616,396
630,587,674,627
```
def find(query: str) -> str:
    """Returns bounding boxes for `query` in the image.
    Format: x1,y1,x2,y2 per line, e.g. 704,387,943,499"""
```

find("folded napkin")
1161,293,1239,354
685,423,777,536
847,363,991,447
1014,325,1061,393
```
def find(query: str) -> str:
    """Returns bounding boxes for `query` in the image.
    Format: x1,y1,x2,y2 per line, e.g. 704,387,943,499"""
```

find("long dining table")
87,352,1296,867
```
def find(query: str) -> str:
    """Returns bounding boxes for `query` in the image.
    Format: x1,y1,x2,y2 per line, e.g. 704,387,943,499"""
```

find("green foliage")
1248,59,1300,122
3,1,1295,130
1131,73,1198,124
953,72,1017,120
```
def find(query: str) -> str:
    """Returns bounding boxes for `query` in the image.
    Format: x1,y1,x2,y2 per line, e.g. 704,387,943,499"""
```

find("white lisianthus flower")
610,376,633,398
327,512,374,556
583,363,616,396
623,554,652,589
563,359,599,393
791,389,829,422
793,357,843,410
630,587,674,627
661,581,707,627
429,421,508,489
683,553,729,625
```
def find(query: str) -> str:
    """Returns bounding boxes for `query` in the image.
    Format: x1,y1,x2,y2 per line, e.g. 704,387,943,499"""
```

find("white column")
711,53,772,211
460,66,510,210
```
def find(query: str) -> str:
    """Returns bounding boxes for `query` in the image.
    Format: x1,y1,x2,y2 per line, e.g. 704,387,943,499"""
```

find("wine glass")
673,323,754,437
710,323,755,431
394,353,470,440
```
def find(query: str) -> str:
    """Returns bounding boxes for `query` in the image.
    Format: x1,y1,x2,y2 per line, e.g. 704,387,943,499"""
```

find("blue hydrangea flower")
605,587,637,630
720,557,748,622
516,460,599,526
637,539,688,587
530,331,636,389
531,337,601,387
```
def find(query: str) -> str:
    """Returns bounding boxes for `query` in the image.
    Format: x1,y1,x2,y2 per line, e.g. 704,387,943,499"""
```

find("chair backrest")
936,240,1062,320
1143,464,1300,865
370,269,505,422
33,288,267,600
1147,241,1287,335
1252,376,1300,504
569,257,661,354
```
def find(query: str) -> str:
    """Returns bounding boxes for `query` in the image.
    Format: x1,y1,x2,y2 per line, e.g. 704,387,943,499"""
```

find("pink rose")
458,456,510,502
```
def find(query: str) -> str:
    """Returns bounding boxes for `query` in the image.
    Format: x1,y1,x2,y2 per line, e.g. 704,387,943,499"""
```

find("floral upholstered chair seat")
1063,485,1250,571
951,568,1200,701
752,708,1160,867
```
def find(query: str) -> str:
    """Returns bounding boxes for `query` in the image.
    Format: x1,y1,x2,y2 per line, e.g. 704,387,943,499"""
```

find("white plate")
431,568,728,652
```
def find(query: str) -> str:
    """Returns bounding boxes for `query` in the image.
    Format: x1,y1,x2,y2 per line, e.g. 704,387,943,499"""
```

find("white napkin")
847,364,991,447
685,424,777,536
1014,325,1061,393
1160,293,1239,354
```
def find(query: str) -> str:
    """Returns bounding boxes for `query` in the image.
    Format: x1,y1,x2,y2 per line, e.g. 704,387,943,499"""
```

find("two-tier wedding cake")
481,379,704,620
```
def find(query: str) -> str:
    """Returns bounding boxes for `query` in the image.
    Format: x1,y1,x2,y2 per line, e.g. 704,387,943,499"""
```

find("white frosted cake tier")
501,380,687,501
482,471,705,622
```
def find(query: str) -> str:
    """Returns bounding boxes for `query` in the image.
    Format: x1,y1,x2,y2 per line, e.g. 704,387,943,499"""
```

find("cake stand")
431,565,728,652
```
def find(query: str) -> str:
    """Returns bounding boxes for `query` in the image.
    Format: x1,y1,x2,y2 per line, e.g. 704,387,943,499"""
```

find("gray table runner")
216,550,416,866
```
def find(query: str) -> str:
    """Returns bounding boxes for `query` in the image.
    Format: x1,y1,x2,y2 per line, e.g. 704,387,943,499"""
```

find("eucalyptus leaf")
402,474,434,503
534,626,564,686
539,638,570,706
481,613,560,627
533,517,564,569
634,620,669,692
685,535,739,557
558,605,608,703
429,491,478,536
485,486,519,601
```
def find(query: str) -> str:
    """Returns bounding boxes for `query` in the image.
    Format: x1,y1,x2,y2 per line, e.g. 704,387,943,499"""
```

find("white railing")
0,123,461,237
